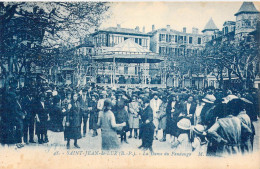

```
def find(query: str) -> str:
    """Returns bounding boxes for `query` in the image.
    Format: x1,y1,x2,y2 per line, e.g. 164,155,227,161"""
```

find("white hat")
177,118,191,130
46,90,52,93
193,124,206,135
222,94,238,103
52,90,58,96
202,94,216,104
101,91,107,95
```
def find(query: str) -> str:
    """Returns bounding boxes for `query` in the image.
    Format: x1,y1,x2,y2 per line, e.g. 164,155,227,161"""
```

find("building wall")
92,32,150,49
235,13,260,35
202,30,217,43
150,29,204,57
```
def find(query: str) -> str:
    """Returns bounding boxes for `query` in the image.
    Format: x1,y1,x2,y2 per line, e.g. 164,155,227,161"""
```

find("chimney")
152,25,155,31
135,26,140,32
166,25,171,32
143,26,145,33
192,27,198,34
117,24,121,29
183,27,186,33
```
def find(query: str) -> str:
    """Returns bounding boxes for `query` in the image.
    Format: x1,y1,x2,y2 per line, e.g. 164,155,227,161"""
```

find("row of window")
158,47,200,56
94,34,149,49
159,34,202,44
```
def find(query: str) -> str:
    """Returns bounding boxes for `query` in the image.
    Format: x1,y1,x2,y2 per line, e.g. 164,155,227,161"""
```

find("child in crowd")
192,124,208,156
171,118,192,153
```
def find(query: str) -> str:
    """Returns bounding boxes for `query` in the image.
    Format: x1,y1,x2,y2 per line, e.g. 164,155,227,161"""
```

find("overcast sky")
101,1,260,34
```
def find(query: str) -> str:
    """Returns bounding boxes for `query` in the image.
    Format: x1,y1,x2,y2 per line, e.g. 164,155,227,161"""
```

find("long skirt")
48,117,64,132
141,124,155,148
0,122,20,144
36,121,47,135
166,118,178,137
158,116,167,130
101,129,120,150
64,126,82,140
89,111,99,130
241,136,252,154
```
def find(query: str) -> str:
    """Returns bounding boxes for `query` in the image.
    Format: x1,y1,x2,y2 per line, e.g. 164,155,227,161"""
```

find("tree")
0,2,110,88
200,30,259,90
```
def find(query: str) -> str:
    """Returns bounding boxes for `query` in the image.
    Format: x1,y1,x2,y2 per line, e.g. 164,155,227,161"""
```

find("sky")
101,1,260,34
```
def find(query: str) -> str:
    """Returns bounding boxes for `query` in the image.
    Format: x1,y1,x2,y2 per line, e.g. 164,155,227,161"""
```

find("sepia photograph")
0,1,259,169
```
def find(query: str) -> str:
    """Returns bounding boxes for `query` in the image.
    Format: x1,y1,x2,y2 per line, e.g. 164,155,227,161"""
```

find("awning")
93,54,164,63
93,39,164,63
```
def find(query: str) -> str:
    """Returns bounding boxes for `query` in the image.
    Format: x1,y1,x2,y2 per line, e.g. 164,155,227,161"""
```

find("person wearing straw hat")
192,124,208,156
205,98,252,157
199,94,216,127
171,118,192,153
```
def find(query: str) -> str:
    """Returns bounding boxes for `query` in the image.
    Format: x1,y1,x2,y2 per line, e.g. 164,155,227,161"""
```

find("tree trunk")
228,69,232,90
218,68,223,89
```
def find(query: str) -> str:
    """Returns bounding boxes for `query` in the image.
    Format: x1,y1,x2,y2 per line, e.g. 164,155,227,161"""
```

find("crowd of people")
0,82,259,157
96,75,162,84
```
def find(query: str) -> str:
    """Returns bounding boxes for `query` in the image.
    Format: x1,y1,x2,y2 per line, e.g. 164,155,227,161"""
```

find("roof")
106,39,152,53
93,54,164,63
94,39,164,63
223,21,236,26
202,18,219,32
148,28,181,35
92,27,150,37
105,27,141,34
148,28,202,36
235,2,259,16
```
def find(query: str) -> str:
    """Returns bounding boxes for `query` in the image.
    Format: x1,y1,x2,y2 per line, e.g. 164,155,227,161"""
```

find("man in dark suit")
80,88,89,137
138,97,155,153
21,89,36,144
181,95,196,125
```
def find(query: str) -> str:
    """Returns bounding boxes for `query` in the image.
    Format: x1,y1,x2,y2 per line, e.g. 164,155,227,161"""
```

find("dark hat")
39,92,45,98
66,88,72,94
53,95,61,104
132,93,138,98
115,90,123,96
8,92,17,99
82,88,88,92
104,99,113,107
142,97,150,104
